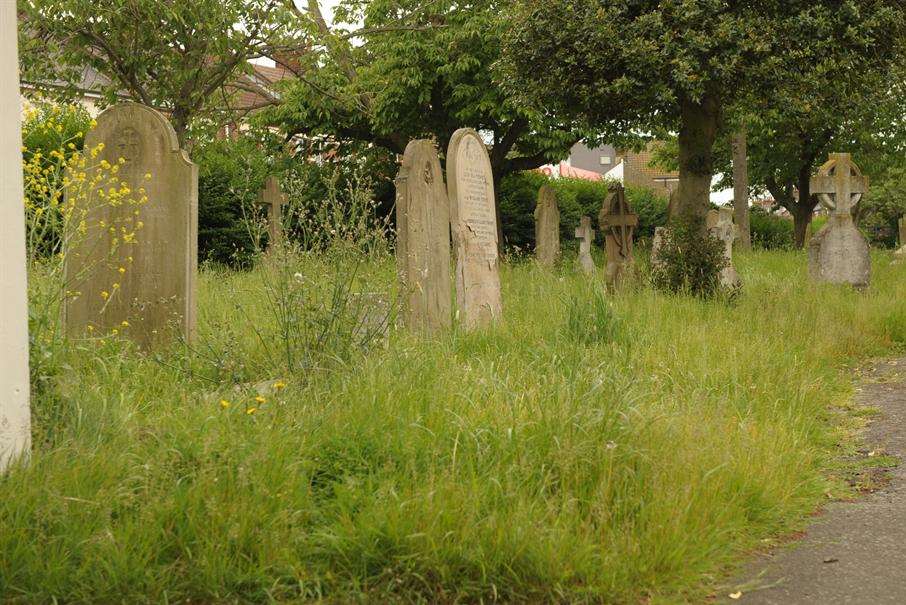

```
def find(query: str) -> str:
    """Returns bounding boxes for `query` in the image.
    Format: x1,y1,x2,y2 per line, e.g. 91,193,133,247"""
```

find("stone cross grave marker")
808,153,871,288
64,102,198,348
395,139,452,333
0,3,31,472
598,184,638,285
447,128,502,330
575,216,596,275
706,207,741,289
534,184,560,266
257,176,285,248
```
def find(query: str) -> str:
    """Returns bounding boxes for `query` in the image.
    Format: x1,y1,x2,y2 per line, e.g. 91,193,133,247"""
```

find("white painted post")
0,4,32,472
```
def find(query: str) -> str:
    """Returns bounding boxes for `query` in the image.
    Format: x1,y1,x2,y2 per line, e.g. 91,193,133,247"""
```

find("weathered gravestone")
807,153,871,288
706,207,742,289
395,139,452,333
534,184,560,266
447,128,502,329
64,102,198,347
599,184,638,286
0,3,31,472
257,176,285,248
575,216,596,275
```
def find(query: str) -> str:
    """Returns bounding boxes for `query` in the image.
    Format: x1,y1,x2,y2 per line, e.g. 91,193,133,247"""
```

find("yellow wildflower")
121,320,129,328
273,381,287,391
254,395,266,404
100,291,109,300
246,407,257,415
220,400,231,409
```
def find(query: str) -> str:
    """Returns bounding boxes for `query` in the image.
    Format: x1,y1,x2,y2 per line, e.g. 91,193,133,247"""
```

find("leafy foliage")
858,166,906,248
267,0,593,187
749,207,794,251
651,218,729,299
21,0,301,140
502,0,906,221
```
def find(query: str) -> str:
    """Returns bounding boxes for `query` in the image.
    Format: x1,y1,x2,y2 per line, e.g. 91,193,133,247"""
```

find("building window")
599,156,612,165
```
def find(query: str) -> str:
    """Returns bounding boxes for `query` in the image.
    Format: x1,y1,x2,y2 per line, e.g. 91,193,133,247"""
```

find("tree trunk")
732,127,751,250
793,169,813,249
672,93,721,223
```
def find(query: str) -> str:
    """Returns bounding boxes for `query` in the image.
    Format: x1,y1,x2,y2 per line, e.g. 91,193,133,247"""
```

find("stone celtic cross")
810,153,868,217
257,176,285,246
599,185,639,261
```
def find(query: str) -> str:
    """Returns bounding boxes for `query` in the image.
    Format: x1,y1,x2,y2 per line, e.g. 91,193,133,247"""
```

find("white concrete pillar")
0,3,32,472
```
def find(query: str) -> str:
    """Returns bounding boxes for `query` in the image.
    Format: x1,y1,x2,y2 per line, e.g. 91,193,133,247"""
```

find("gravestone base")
808,216,871,288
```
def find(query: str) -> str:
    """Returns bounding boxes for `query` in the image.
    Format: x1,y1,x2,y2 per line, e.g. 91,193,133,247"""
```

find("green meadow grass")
2,250,905,603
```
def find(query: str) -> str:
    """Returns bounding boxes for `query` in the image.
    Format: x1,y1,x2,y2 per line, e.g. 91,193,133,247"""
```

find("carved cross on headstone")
599,185,639,263
257,176,285,247
810,153,869,217
575,215,595,274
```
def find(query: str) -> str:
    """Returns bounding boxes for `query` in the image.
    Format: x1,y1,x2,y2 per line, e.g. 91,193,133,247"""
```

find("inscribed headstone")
807,153,871,288
395,139,452,333
598,184,638,286
575,216,596,275
0,3,31,472
64,102,198,347
257,176,285,247
706,207,741,289
534,184,560,266
447,128,502,329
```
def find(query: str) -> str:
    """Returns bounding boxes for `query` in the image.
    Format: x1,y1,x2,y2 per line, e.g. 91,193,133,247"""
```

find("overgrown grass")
2,250,906,603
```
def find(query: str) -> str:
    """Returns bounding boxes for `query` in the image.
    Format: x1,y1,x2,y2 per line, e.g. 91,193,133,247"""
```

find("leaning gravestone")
0,3,31,472
707,207,742,289
447,128,502,330
599,184,638,286
575,216,596,275
808,153,871,288
395,139,452,333
534,184,560,266
64,103,198,347
257,176,285,248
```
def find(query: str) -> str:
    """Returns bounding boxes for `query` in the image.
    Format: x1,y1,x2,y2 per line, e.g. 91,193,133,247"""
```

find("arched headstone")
64,103,198,347
447,129,502,329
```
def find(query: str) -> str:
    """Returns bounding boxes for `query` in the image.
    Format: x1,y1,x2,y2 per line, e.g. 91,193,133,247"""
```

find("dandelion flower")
121,320,129,328
220,399,231,409
254,395,266,404
273,381,287,391
246,407,257,415
100,290,109,300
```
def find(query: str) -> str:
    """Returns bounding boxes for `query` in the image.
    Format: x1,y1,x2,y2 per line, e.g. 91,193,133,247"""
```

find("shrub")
650,217,729,298
626,185,669,240
749,206,794,250
857,165,906,248
193,137,272,268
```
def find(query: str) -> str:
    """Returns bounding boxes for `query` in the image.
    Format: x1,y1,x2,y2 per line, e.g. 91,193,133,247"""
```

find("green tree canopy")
267,0,605,189
20,0,302,143
502,0,905,223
